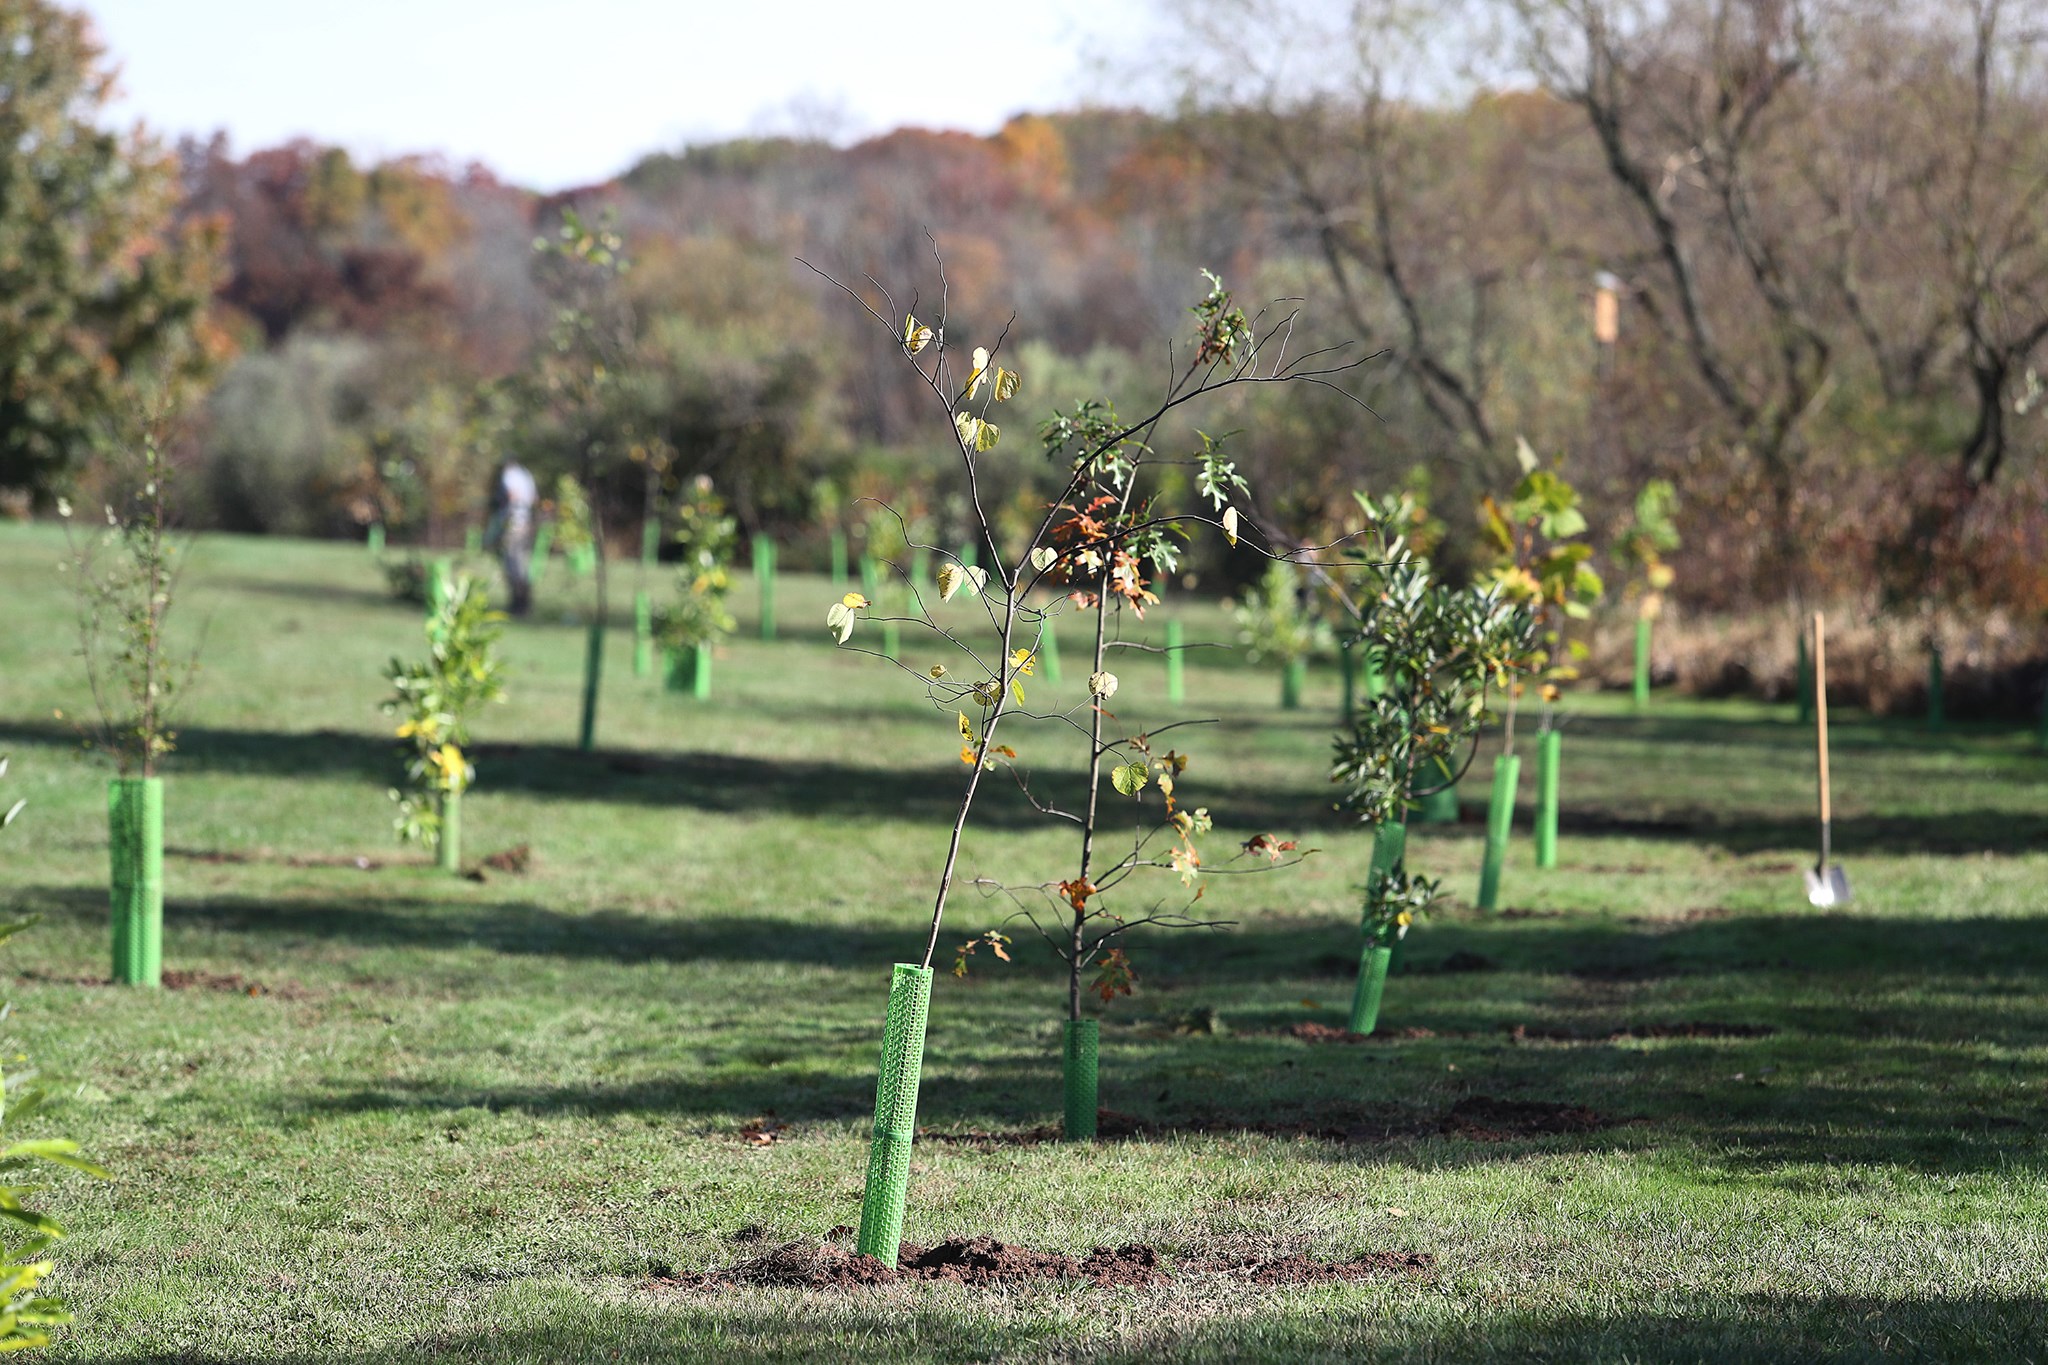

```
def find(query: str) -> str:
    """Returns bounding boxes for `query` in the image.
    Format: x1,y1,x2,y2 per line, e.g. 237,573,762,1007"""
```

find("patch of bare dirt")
1439,1095,1609,1141
662,1238,1430,1291
1196,1250,1436,1284
1508,1021,1775,1043
1285,1022,1438,1044
19,969,305,998
480,844,532,874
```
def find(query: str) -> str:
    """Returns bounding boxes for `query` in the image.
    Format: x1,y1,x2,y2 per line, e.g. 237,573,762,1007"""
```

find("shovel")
1805,611,1851,907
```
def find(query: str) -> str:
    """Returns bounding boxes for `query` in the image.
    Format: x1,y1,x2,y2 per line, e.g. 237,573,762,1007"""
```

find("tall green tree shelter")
0,1,222,500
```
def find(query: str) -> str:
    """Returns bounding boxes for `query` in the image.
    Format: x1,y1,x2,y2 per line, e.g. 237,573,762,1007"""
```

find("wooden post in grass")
1165,619,1185,705
1633,617,1652,707
1535,729,1561,870
633,590,653,678
1476,752,1522,910
1928,642,1945,732
754,535,777,641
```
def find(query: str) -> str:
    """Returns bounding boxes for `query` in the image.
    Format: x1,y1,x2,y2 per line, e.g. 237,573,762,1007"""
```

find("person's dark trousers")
502,530,534,617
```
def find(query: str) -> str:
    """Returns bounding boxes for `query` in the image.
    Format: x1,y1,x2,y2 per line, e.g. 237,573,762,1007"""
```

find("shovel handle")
1813,611,1831,834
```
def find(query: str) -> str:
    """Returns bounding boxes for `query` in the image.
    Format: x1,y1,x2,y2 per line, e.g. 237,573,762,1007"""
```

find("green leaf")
1110,761,1149,796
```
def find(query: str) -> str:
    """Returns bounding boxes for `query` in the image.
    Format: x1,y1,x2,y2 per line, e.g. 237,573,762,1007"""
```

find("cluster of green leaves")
382,577,507,845
1476,440,1603,699
1332,492,1537,833
653,479,738,651
1362,863,1442,944
1234,559,1334,665
549,474,595,560
0,770,110,1353
1615,479,1682,620
63,428,191,778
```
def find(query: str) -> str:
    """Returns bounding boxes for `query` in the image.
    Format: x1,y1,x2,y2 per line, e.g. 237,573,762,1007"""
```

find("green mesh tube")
830,531,849,589
857,964,933,1263
1281,657,1306,710
754,535,777,640
1165,619,1185,705
438,788,462,872
1797,631,1813,725
1928,644,1945,732
366,522,385,556
693,645,712,700
531,523,554,572
1535,730,1561,871
1040,617,1063,685
578,616,604,752
1063,1019,1099,1141
108,778,163,988
633,591,653,678
1633,617,1652,706
1367,820,1408,974
1349,942,1392,1035
1477,753,1522,912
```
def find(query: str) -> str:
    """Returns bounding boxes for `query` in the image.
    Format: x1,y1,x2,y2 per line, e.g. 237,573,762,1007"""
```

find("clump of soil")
1440,1095,1609,1141
1509,1021,1775,1043
481,844,532,874
1286,1022,1437,1044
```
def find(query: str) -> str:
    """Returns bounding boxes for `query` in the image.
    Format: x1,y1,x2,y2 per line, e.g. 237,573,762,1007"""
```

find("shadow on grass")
6,714,2046,851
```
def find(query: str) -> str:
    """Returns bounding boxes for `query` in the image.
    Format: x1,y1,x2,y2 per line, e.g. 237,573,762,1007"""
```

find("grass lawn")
3,525,2047,1363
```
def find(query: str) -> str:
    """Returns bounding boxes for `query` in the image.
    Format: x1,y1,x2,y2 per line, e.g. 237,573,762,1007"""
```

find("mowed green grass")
3,524,2047,1363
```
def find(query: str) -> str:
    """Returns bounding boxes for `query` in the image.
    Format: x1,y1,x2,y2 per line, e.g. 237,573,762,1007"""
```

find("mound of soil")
1509,1021,1775,1043
1440,1095,1608,1141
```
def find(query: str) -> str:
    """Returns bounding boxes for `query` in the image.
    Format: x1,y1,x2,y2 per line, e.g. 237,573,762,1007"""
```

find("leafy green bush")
1234,559,1334,665
652,478,738,651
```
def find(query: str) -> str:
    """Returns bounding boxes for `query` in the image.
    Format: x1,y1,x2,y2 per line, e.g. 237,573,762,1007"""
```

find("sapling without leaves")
811,255,1363,1250
1332,493,1536,1033
63,420,200,986
383,576,508,872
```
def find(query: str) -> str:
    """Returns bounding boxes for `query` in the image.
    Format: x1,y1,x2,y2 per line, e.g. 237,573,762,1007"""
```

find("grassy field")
3,524,2046,1363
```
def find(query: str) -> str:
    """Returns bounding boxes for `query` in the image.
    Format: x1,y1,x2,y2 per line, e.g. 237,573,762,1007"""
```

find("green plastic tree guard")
1340,643,1356,723
1063,1018,1098,1140
570,545,595,576
1040,616,1063,685
641,515,661,567
830,531,849,590
754,535,777,640
108,777,163,987
426,558,452,615
366,522,385,556
911,546,931,593
1349,942,1392,1035
664,644,710,698
1928,643,1945,732
1477,752,1522,911
882,619,901,662
1281,656,1306,710
959,544,978,571
1535,729,1561,870
530,524,553,579
438,788,462,872
464,526,482,555
1797,631,1813,726
1366,819,1408,974
1364,653,1385,699
1165,619,1185,705
1633,617,1652,706
578,617,604,752
633,590,653,678
1417,755,1459,824
859,555,881,602
856,963,933,1264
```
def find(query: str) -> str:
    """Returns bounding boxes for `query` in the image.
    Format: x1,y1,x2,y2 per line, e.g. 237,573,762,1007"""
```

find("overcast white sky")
86,0,1145,189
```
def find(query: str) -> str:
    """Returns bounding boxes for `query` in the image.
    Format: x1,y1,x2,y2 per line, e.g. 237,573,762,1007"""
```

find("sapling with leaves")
653,476,739,697
1235,557,1336,710
1471,442,1604,904
0,764,113,1351
62,418,200,987
813,257,1364,1252
1614,479,1682,706
1332,493,1535,1033
383,576,508,872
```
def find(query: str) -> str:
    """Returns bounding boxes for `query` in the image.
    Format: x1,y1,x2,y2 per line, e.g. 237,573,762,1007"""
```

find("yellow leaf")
841,592,869,609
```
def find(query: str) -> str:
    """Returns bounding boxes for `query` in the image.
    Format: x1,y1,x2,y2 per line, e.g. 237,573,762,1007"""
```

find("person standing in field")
486,458,538,617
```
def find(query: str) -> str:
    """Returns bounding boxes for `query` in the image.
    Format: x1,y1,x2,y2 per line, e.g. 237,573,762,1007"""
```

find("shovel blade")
1804,865,1851,907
